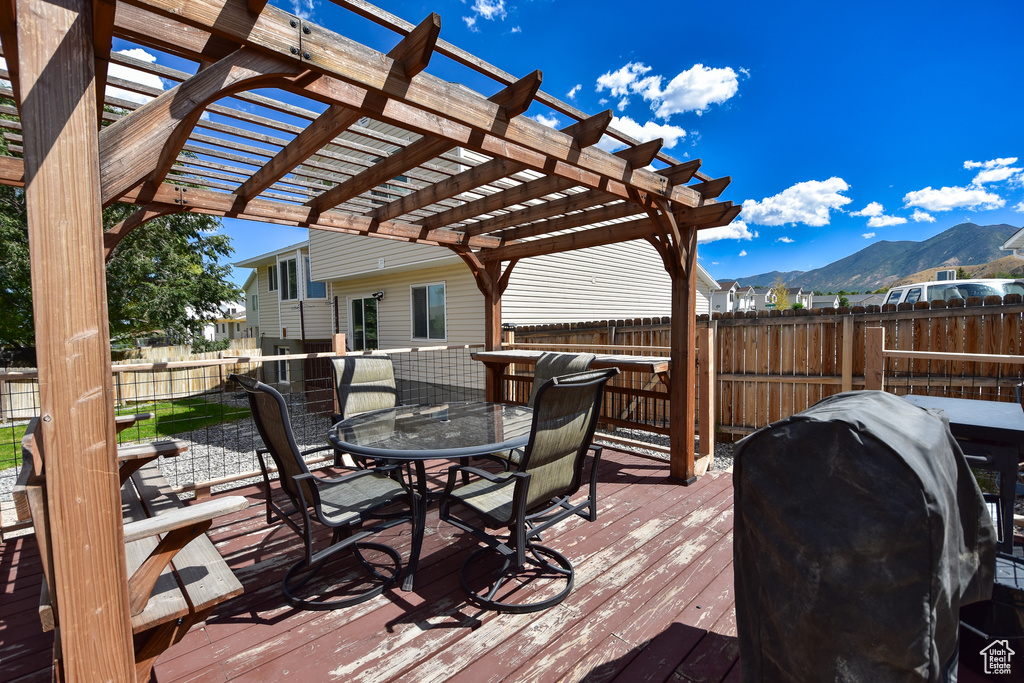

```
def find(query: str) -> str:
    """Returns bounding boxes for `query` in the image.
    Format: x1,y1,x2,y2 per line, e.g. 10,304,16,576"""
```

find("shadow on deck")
4,448,733,682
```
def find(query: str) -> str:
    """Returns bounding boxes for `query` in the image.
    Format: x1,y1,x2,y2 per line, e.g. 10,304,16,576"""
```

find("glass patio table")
328,402,533,591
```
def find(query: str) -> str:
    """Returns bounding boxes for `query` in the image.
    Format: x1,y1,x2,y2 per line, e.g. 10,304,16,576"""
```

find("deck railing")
0,344,486,536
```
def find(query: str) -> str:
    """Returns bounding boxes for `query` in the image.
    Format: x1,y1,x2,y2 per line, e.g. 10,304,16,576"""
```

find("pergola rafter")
0,0,740,676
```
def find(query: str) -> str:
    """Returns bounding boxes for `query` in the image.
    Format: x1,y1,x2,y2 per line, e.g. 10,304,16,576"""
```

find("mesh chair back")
527,352,595,407
331,356,398,419
233,375,316,508
519,368,617,510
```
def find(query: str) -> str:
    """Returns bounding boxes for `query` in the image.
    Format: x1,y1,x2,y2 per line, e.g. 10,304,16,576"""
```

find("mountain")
730,223,1021,292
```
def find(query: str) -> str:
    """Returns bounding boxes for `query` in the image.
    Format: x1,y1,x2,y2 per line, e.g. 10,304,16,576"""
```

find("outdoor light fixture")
501,322,517,331
372,291,385,302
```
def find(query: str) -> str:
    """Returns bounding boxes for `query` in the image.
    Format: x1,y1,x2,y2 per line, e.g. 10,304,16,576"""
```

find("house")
711,281,756,314
202,301,247,342
811,294,840,309
751,288,778,311
1000,225,1024,259
786,287,812,309
242,270,259,339
237,234,720,355
846,293,887,307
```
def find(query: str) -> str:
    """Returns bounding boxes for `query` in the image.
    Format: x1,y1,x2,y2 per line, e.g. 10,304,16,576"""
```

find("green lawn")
0,397,250,472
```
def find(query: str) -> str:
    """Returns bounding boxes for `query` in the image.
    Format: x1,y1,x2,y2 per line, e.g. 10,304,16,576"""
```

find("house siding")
502,241,711,324
309,230,455,282
329,262,483,349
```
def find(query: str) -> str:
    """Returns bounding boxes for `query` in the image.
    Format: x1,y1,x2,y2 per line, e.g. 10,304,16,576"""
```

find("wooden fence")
514,295,1024,438
1,339,261,421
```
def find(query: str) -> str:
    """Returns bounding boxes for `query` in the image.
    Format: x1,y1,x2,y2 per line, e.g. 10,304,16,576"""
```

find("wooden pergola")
0,0,738,677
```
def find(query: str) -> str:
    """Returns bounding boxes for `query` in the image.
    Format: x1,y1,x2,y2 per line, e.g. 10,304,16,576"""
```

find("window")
251,294,258,311
280,258,298,301
267,265,278,292
905,287,922,305
350,297,379,351
275,346,290,382
305,257,326,299
236,323,241,333
411,283,446,341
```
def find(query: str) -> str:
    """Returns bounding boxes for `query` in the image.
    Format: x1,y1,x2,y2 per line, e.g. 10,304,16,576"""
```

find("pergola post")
18,0,135,677
453,250,516,402
667,225,699,483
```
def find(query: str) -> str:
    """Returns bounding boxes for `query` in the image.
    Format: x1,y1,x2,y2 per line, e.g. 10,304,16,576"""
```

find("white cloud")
912,209,935,223
851,201,885,217
510,26,521,34
462,0,506,32
862,232,876,239
697,219,755,244
531,113,560,128
738,250,748,257
903,185,1005,212
647,64,741,118
567,84,581,100
972,166,1023,185
777,236,794,243
472,0,506,19
595,62,740,118
867,214,907,227
596,116,686,153
595,62,655,100
288,0,315,20
106,49,167,105
1016,201,1024,213
741,178,852,227
964,157,1018,170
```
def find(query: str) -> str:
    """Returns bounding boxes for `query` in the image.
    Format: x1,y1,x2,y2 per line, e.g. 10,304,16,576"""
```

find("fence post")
331,334,346,416
842,315,854,392
865,326,885,391
697,327,716,467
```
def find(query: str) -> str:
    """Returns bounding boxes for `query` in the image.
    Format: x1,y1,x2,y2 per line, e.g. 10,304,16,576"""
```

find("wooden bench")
13,418,248,681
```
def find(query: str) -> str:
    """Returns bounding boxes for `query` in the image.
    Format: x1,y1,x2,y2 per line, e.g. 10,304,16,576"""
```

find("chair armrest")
115,412,156,433
118,440,190,486
117,439,189,463
442,465,524,496
294,468,383,489
123,496,249,543
300,444,338,458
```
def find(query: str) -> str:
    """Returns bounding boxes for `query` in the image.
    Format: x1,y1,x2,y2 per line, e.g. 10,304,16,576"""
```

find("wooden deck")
0,447,992,682
1,449,738,682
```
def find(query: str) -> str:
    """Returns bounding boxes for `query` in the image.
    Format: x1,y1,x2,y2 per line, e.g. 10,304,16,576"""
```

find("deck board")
0,450,735,681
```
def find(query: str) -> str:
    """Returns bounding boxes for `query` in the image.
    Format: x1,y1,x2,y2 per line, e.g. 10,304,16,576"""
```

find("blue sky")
107,0,1024,287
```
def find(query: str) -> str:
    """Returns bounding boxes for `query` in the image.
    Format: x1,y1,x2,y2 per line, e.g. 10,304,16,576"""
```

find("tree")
770,276,790,311
0,184,241,349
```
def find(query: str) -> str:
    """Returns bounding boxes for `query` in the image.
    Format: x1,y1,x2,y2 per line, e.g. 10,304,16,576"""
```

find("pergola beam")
120,0,702,208
234,104,363,201
116,179,507,248
423,136,661,233
0,0,21,118
370,110,612,224
306,69,541,214
98,47,305,205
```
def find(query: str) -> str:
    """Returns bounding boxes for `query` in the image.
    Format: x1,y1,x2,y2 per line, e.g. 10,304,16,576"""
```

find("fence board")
514,299,1024,437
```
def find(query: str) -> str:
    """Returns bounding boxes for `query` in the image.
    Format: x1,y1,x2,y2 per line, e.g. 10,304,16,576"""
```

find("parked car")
883,278,1024,306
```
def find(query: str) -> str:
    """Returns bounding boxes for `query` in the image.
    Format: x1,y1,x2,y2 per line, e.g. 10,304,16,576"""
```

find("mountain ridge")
725,222,1021,292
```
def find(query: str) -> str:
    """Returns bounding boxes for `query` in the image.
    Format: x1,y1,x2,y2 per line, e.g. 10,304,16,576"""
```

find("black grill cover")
733,391,996,682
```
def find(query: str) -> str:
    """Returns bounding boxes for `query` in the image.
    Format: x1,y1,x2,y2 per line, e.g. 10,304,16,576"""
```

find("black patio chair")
491,351,596,468
231,373,416,610
439,367,618,613
330,355,399,467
